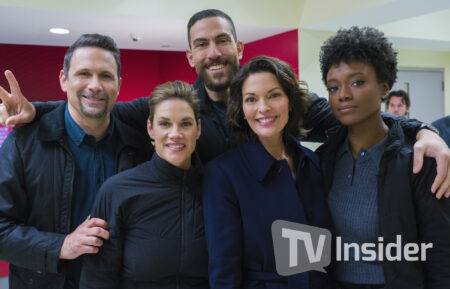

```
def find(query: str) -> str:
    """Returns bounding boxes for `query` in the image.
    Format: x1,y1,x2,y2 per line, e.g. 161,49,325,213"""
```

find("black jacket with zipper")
0,102,152,289
316,119,450,289
79,152,209,289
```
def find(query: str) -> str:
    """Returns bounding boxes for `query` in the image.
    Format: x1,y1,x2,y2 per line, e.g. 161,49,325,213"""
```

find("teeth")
168,144,184,148
258,117,276,124
209,65,224,71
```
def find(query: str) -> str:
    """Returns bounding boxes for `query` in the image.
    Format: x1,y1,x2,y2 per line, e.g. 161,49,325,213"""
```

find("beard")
197,56,240,92
77,90,110,119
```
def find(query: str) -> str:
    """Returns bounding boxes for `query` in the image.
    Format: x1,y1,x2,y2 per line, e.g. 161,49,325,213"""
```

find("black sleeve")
79,184,123,289
111,97,150,137
0,132,66,273
303,94,425,142
33,101,65,120
411,157,450,288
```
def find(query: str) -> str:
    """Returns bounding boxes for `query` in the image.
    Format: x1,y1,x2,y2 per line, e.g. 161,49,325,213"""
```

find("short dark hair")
187,9,237,48
386,89,410,109
63,33,121,80
320,26,397,89
148,81,200,124
228,56,310,144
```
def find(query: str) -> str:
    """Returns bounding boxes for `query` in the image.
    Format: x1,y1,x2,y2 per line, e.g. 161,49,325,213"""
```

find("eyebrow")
193,33,231,44
157,116,194,121
327,72,365,83
243,87,282,96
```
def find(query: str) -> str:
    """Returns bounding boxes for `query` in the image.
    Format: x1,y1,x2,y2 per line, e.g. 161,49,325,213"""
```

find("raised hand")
0,70,36,127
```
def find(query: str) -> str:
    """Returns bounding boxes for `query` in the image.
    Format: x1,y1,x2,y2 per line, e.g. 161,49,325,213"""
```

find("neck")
347,115,388,158
205,86,229,102
258,134,287,160
68,106,111,140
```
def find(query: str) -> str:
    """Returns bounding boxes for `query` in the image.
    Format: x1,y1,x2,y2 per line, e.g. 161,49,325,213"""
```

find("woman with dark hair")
203,56,333,289
79,81,209,289
318,26,450,289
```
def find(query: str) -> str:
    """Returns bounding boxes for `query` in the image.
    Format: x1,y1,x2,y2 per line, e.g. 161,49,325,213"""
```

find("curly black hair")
319,26,397,89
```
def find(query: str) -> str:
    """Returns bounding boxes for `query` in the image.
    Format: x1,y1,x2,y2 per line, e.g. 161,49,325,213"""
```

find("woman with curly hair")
318,26,450,289
203,56,334,289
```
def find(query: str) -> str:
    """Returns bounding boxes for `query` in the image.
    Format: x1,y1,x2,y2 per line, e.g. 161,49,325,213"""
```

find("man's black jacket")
0,102,152,288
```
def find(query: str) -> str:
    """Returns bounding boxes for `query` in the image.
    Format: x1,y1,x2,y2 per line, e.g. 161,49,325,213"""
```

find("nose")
207,43,222,60
87,75,102,92
168,125,182,139
257,99,270,113
337,85,351,102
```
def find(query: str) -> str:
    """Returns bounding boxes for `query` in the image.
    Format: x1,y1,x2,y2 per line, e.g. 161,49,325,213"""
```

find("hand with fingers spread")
414,129,450,199
59,216,110,260
0,70,36,127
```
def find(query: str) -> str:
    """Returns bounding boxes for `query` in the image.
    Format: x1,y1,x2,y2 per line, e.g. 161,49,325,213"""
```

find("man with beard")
0,10,449,196
0,34,151,289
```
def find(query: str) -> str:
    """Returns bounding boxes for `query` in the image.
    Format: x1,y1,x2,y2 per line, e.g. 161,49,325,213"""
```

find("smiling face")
242,72,290,144
60,46,121,123
186,16,243,92
148,98,201,170
326,61,389,128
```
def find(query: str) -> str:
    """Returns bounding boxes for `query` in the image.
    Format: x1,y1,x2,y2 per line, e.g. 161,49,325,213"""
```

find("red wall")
242,29,298,76
0,30,298,277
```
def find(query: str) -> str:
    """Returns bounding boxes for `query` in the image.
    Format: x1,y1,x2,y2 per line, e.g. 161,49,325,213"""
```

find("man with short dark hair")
386,89,410,116
0,34,151,289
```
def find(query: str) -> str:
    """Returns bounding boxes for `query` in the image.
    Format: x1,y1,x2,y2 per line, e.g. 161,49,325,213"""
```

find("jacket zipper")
178,172,188,288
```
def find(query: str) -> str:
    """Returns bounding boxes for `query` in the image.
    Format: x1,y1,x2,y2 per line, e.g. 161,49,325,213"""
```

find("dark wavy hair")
228,56,310,144
148,81,200,124
320,26,397,89
386,89,410,109
63,33,121,80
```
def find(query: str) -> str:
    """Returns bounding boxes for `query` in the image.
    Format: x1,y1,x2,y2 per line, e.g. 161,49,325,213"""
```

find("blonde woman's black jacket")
79,152,209,289
0,102,152,289
316,119,450,289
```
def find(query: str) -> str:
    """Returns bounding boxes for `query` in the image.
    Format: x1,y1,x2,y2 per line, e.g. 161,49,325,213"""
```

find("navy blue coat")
203,137,334,289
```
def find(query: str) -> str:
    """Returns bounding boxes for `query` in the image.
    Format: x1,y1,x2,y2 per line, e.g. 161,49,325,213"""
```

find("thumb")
5,114,24,127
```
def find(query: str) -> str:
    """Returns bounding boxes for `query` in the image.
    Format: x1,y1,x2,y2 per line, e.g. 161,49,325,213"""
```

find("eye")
159,121,170,127
244,96,256,103
101,73,113,79
268,92,281,99
78,71,89,77
327,86,338,93
194,41,208,48
182,121,193,127
351,80,365,87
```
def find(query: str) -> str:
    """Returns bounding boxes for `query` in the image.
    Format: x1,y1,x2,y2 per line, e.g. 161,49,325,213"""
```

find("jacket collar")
38,101,146,149
237,135,313,182
322,118,405,155
149,151,203,185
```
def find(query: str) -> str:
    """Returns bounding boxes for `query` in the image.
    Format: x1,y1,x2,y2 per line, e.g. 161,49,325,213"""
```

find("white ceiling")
0,0,450,52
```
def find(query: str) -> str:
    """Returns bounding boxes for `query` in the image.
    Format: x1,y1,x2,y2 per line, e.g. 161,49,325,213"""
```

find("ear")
59,70,68,93
380,82,389,100
186,49,195,68
147,119,154,139
236,40,244,61
196,118,201,140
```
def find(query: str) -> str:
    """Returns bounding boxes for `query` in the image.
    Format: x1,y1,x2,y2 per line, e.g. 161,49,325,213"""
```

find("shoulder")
205,146,242,171
98,161,152,199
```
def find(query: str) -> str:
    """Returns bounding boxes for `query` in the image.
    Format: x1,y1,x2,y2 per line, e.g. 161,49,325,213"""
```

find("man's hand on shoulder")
0,70,36,127
414,129,450,199
59,216,110,260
